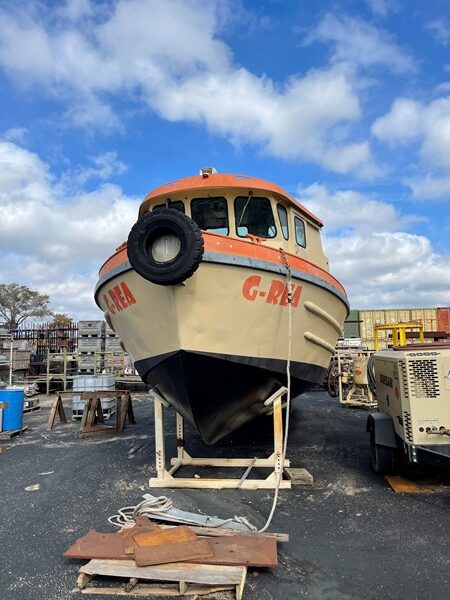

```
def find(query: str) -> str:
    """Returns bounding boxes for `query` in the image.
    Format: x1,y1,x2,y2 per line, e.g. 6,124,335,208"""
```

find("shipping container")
359,307,441,350
437,307,450,334
343,309,360,338
410,308,438,332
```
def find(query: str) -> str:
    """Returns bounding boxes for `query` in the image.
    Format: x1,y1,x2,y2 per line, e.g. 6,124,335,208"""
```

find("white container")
72,375,116,417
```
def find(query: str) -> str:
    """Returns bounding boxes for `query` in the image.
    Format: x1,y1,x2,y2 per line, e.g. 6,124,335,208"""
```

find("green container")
344,309,361,338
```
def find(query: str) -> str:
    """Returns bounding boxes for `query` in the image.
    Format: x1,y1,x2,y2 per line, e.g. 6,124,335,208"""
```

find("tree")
0,283,52,330
51,313,72,328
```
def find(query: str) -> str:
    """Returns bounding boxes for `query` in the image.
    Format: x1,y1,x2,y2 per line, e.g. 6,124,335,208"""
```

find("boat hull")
136,349,323,444
96,246,348,443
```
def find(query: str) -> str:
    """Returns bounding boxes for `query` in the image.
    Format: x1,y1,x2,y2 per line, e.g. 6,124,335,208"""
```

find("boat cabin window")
277,204,289,240
294,216,306,247
234,196,277,238
153,200,185,213
191,197,229,235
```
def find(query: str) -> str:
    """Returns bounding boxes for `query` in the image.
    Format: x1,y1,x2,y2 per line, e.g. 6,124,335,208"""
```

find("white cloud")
407,174,450,200
0,140,138,318
0,0,377,176
299,182,412,233
70,151,128,186
3,127,29,143
300,183,450,308
363,0,399,17
371,98,422,145
373,95,450,198
304,13,415,73
425,18,450,47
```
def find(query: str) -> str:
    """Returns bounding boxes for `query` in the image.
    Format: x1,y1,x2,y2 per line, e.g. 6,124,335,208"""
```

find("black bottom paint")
135,351,326,444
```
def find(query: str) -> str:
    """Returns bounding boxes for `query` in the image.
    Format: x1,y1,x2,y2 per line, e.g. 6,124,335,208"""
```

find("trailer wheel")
370,430,395,475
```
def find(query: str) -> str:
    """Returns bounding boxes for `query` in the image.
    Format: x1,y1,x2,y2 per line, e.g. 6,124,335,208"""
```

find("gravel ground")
0,390,449,600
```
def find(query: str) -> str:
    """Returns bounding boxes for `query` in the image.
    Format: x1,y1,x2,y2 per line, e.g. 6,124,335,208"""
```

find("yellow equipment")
374,322,425,351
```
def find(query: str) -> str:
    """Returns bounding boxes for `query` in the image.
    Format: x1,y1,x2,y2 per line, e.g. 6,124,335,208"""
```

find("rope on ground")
108,495,257,531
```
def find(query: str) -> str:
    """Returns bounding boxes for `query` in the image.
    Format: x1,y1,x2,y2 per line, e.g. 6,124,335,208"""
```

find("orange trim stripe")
99,233,347,298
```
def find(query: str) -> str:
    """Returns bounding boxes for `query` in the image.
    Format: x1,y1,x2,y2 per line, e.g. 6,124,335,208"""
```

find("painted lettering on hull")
103,281,136,315
242,275,302,307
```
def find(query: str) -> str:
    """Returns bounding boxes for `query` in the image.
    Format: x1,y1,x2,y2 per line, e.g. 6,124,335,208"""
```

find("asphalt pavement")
0,390,449,600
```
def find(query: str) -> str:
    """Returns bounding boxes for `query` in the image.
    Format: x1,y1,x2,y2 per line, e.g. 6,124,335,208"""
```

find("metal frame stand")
149,387,291,490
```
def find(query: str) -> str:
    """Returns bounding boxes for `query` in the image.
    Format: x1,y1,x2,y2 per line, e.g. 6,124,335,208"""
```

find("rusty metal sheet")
132,525,196,549
122,522,161,555
134,539,213,567
63,530,128,560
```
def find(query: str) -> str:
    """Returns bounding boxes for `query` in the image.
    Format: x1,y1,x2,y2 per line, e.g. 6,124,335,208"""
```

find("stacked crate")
77,321,105,374
104,324,123,352
104,324,126,374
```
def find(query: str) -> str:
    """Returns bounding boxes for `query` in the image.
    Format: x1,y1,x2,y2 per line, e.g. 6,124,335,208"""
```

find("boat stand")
149,387,292,490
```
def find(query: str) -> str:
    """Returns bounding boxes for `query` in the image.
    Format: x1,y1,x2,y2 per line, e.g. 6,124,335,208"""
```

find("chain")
279,248,293,304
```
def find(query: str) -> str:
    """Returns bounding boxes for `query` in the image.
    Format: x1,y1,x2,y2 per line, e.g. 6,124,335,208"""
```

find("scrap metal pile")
64,508,284,598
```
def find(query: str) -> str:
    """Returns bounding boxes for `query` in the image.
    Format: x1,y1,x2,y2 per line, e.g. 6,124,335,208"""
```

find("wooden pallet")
0,425,29,440
77,559,247,599
24,404,41,414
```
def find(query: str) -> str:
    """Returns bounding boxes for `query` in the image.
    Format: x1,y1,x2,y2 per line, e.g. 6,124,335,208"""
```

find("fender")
367,413,397,448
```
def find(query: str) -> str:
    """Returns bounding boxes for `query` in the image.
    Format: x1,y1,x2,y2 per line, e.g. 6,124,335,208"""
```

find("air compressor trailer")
366,346,450,474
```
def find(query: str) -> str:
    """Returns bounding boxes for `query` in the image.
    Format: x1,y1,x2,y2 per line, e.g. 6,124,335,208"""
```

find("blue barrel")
0,387,25,432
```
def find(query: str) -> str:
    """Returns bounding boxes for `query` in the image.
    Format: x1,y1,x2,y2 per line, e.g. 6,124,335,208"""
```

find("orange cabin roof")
139,173,323,226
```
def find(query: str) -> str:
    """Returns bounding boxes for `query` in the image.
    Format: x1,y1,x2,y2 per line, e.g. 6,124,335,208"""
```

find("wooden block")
133,525,196,549
134,539,213,567
79,559,246,586
0,445,9,454
191,534,277,568
81,583,234,596
284,467,314,485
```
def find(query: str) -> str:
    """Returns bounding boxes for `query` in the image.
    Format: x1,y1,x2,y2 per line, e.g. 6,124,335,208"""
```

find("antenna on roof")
199,167,218,178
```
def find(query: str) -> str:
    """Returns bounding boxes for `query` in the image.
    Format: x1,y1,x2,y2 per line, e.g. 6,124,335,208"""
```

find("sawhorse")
149,387,291,490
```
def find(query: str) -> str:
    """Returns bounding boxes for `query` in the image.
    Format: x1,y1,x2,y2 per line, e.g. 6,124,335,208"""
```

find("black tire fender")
127,208,204,286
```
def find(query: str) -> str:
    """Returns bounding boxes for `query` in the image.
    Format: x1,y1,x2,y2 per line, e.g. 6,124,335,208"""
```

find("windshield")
235,196,276,238
191,197,229,235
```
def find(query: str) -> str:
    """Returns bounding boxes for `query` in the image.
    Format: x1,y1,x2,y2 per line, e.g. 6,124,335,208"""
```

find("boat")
95,168,349,444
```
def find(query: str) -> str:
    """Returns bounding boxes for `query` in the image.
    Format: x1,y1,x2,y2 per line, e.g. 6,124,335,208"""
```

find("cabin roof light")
199,167,218,178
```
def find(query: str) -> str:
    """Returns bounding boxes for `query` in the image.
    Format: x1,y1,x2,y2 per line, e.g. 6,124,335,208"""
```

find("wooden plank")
79,559,245,585
81,583,234,596
284,467,314,485
132,526,196,549
159,524,289,542
0,426,29,439
134,539,213,567
149,476,291,489
191,534,277,568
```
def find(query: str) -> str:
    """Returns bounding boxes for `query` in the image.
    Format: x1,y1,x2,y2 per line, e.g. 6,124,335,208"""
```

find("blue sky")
0,0,449,318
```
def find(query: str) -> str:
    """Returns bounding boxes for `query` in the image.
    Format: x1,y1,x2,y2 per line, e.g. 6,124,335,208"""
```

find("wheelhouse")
141,183,329,270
